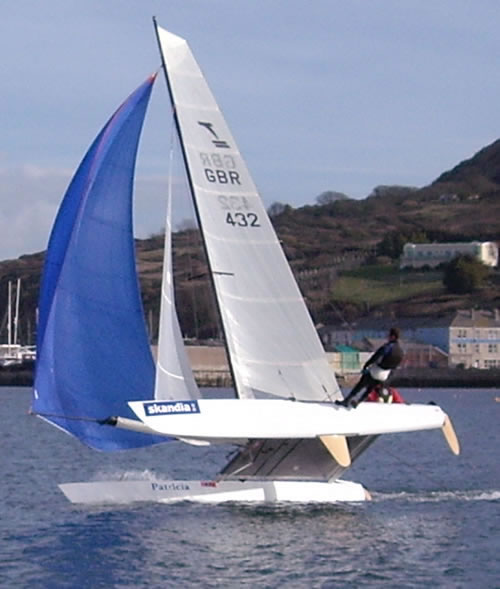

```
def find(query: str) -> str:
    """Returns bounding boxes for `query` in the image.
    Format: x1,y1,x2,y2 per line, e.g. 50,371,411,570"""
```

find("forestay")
156,27,341,402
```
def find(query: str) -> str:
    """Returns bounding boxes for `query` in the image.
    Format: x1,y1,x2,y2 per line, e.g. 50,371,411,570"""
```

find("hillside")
434,139,500,188
1,139,499,343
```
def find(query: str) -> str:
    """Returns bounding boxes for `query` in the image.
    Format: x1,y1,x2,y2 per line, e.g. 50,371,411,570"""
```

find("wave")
89,469,170,482
373,489,500,503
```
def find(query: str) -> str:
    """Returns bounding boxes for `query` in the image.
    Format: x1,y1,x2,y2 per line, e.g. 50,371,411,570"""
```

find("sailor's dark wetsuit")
342,340,404,405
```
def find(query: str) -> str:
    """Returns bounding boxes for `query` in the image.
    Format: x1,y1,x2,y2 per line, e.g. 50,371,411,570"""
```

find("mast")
14,278,21,346
152,17,239,397
7,281,12,353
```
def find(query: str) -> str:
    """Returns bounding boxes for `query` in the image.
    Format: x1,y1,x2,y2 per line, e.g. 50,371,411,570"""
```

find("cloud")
0,165,69,259
0,163,190,261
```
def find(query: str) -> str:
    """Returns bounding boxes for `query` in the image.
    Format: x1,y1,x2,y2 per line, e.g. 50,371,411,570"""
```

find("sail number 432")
225,212,260,227
217,195,260,228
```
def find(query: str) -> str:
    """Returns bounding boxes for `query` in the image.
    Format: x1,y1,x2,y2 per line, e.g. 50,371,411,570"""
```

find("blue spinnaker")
33,75,165,450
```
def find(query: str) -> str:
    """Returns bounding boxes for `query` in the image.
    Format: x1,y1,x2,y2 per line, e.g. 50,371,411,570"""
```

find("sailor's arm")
363,345,385,370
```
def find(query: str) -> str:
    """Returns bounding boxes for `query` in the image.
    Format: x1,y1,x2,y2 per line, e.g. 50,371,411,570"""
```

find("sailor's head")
389,327,400,340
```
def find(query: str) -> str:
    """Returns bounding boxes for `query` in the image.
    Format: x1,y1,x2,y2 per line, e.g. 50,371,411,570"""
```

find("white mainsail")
156,27,341,402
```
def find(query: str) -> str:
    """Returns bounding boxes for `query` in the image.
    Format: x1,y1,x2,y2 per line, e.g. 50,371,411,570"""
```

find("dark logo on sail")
144,400,200,416
198,121,230,148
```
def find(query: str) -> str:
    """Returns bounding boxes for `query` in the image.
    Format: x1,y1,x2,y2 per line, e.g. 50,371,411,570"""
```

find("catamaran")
32,20,459,504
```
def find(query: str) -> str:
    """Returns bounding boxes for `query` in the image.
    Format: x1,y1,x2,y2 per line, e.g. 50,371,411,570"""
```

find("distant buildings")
449,309,500,369
400,241,498,269
319,308,500,370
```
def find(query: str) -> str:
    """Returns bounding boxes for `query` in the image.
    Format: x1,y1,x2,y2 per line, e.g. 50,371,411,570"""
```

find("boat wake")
373,489,500,503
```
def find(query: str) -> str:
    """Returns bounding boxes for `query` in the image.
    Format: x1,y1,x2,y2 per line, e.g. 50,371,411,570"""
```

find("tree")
267,201,287,217
368,185,418,199
377,230,429,260
443,255,489,294
175,218,196,231
315,191,350,205
377,231,407,259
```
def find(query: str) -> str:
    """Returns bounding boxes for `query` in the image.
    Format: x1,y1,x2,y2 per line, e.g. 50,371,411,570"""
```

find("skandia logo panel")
143,401,200,416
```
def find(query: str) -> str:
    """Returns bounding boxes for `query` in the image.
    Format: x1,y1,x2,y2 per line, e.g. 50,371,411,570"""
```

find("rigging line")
30,409,108,424
231,439,268,472
218,440,267,479
255,439,302,476
277,369,297,402
322,383,339,404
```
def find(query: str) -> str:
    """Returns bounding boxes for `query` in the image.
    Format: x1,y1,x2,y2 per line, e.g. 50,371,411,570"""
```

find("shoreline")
2,366,499,389
390,367,500,389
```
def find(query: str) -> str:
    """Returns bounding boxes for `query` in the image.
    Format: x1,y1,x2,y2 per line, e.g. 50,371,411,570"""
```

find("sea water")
1,387,498,588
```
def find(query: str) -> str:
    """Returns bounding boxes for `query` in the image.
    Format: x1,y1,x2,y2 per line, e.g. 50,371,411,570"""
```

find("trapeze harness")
366,387,405,404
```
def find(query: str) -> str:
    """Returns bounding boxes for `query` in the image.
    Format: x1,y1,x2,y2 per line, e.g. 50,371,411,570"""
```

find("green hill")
1,139,499,343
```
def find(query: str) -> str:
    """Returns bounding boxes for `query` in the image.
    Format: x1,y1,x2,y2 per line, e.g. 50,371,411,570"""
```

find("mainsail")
155,26,341,403
33,75,165,450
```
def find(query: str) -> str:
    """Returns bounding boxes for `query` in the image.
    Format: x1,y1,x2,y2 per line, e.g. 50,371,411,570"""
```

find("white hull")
59,478,369,505
129,398,449,441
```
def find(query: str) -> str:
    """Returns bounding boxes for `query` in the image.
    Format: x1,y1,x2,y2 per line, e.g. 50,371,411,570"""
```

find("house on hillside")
400,241,498,269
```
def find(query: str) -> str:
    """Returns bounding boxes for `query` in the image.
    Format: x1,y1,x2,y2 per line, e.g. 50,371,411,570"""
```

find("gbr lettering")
204,169,241,184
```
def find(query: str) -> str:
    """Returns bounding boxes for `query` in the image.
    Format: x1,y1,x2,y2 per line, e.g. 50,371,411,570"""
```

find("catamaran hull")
59,478,369,505
128,398,450,440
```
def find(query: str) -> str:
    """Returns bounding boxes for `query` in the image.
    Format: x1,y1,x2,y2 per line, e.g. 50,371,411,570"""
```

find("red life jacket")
366,386,405,404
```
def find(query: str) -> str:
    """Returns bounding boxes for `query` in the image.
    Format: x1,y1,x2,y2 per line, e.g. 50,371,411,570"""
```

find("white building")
449,309,500,369
400,241,498,269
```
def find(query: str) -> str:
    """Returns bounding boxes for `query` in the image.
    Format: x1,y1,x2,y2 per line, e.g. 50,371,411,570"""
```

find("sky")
1,1,499,260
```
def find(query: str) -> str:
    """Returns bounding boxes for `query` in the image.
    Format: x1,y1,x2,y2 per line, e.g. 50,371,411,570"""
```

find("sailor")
336,327,404,408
